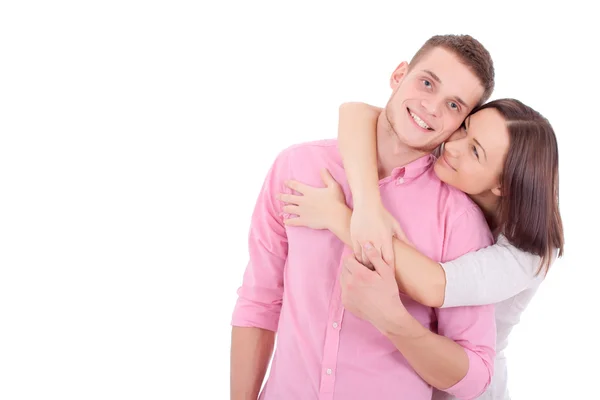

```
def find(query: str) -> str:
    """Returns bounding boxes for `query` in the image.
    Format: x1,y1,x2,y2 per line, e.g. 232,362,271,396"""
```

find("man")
231,35,496,400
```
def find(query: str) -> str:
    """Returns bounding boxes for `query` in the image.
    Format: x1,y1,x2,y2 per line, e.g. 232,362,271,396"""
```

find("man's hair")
409,35,495,107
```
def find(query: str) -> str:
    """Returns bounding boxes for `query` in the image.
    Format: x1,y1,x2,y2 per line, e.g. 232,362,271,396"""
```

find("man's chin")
399,135,438,153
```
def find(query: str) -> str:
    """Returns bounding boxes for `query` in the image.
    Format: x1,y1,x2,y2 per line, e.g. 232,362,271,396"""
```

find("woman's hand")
350,201,408,267
278,169,346,230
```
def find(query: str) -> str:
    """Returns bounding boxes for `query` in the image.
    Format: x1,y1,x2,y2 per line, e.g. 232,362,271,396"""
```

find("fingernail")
364,242,373,250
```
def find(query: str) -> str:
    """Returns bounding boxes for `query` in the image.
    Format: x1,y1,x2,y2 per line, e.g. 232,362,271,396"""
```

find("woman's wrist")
352,188,382,209
329,202,353,244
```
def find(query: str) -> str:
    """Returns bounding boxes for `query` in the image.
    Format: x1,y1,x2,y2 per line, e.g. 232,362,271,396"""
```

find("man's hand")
350,201,407,267
340,243,409,334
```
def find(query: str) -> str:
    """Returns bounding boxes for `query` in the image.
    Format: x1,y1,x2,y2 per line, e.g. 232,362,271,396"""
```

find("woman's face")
433,108,510,196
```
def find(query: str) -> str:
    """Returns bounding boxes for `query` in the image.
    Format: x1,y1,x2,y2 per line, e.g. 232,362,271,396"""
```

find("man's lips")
407,108,434,132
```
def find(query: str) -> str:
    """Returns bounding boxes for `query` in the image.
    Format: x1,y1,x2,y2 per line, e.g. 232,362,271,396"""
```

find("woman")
278,99,564,399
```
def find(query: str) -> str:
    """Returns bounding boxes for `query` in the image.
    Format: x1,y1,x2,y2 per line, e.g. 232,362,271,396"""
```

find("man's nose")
421,99,439,117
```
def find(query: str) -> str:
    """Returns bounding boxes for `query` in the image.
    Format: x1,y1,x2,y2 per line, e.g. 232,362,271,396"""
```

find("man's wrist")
381,308,427,341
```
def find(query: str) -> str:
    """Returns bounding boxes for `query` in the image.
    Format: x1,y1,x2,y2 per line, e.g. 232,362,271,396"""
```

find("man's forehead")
411,47,484,105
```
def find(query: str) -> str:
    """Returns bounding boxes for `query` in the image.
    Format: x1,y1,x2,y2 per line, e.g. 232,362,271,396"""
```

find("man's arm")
230,328,275,400
380,305,495,394
343,241,495,398
230,151,290,400
357,204,495,399
427,205,496,399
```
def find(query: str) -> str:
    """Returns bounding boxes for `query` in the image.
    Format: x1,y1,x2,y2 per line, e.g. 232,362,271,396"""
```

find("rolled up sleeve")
231,151,289,332
435,304,496,399
436,204,496,399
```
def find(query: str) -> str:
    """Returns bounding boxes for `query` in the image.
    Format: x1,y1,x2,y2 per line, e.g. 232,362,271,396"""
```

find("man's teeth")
410,111,431,130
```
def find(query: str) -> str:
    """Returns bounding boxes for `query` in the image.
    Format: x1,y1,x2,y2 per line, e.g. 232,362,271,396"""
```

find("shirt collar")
388,154,435,182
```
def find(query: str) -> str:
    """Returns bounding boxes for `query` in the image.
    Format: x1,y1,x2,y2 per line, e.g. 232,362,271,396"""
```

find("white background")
1,1,598,399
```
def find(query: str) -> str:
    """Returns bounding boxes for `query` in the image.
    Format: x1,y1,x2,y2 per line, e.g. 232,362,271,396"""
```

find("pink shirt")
232,140,496,400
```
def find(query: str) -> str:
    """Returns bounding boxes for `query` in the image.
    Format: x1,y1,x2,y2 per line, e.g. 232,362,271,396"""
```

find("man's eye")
449,102,459,111
423,80,431,88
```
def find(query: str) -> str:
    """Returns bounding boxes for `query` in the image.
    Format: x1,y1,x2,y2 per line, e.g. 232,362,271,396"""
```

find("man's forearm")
383,314,469,390
230,327,275,400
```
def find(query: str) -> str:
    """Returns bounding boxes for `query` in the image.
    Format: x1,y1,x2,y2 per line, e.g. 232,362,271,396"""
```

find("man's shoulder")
274,139,340,166
279,139,338,157
432,176,486,224
426,176,493,260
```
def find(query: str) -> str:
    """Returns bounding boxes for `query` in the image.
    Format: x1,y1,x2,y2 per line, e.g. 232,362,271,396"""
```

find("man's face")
383,47,485,151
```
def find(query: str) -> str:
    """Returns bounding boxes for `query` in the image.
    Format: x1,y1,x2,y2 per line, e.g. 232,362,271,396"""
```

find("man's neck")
375,110,429,178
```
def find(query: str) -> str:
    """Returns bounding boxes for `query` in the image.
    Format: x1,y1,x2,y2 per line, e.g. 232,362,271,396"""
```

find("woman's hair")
475,98,564,274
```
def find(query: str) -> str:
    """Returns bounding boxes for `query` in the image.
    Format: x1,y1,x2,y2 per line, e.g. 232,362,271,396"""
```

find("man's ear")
491,186,502,197
390,61,409,89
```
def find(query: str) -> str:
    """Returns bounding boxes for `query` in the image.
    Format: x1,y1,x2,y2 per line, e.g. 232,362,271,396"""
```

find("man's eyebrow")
423,69,469,108
455,97,468,108
423,69,441,84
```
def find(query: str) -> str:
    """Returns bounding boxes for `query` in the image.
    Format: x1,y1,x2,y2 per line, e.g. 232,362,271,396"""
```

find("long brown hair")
475,99,564,274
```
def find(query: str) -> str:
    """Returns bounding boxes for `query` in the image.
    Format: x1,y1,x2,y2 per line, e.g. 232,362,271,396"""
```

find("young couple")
231,34,564,400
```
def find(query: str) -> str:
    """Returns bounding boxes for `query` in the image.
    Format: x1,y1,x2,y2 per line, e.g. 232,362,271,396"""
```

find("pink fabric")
232,140,496,400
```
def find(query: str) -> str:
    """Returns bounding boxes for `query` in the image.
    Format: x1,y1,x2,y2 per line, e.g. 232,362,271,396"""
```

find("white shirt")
433,235,550,400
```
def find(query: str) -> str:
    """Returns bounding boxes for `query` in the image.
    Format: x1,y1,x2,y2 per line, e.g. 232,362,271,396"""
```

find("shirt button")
326,368,333,375
397,177,405,184
332,322,339,329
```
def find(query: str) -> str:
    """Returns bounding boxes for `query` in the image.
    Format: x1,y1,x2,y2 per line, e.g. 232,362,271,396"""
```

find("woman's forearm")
338,103,382,206
329,204,353,247
390,240,446,307
328,204,447,307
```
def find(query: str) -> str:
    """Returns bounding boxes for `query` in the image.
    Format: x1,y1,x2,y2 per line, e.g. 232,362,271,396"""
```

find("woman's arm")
338,103,406,266
281,177,541,309
332,208,447,307
355,232,543,308
337,102,382,207
281,172,447,308
438,235,543,307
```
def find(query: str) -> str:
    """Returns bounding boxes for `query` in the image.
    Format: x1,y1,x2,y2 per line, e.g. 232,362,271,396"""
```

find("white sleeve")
441,235,545,308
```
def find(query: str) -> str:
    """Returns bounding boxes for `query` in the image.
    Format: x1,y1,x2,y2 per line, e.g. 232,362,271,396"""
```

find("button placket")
318,256,347,399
